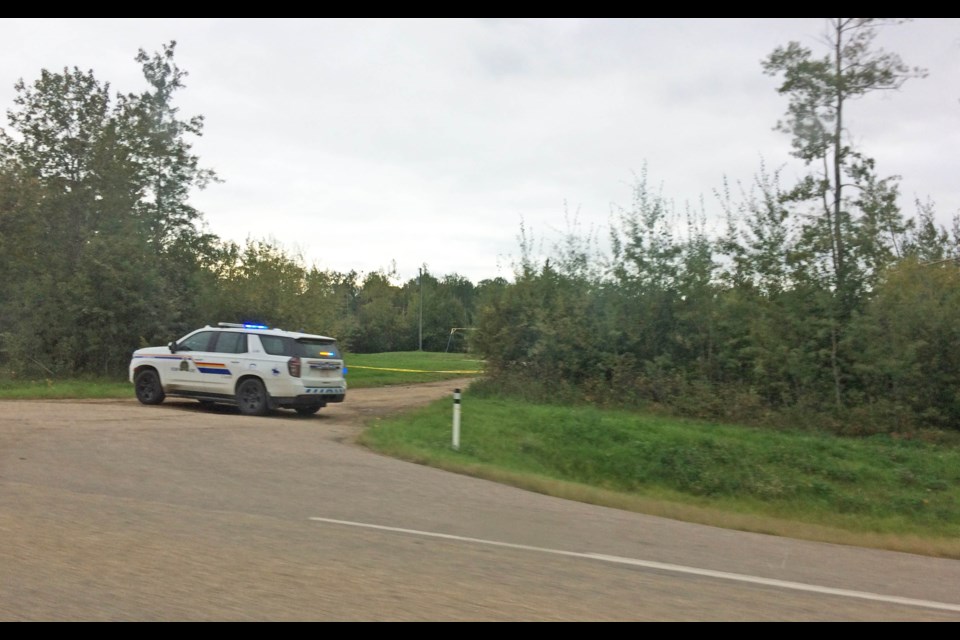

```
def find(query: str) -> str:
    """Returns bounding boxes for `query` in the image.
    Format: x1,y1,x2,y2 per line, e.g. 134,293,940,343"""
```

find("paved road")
2,381,959,621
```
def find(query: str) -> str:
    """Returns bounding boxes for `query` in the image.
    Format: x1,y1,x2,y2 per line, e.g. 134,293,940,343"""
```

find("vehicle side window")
213,332,246,354
259,335,291,356
178,331,215,352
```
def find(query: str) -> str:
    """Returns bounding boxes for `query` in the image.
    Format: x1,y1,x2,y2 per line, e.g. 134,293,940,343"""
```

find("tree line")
2,21,958,434
0,41,492,377
475,19,960,433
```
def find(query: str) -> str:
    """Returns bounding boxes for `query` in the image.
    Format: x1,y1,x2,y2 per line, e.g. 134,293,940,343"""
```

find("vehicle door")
200,331,247,394
168,330,217,390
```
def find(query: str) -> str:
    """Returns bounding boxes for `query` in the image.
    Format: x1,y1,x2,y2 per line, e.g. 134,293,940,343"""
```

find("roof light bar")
217,322,270,330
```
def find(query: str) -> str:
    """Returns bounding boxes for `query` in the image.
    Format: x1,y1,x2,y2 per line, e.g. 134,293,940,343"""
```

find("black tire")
236,378,270,416
295,405,322,416
134,369,166,405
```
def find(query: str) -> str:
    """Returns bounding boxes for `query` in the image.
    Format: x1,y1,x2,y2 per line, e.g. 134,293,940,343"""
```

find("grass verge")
358,384,960,559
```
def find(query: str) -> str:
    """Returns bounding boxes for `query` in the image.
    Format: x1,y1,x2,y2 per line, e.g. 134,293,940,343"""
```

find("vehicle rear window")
258,336,339,358
295,339,339,359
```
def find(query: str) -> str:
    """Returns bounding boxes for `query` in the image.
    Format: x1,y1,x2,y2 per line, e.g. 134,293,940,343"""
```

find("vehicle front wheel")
294,405,322,416
236,378,270,416
134,369,166,405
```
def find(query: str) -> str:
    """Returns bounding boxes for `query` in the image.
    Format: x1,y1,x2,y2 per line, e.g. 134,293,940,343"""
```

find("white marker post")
452,388,461,451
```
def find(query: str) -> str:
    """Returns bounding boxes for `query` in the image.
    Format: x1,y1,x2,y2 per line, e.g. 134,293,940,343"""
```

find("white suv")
129,322,347,416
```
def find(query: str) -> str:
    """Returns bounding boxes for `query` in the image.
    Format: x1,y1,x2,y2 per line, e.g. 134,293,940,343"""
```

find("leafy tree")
0,66,118,270
0,42,220,374
200,238,306,329
402,270,476,352
673,204,719,381
300,266,361,342
0,65,138,372
851,259,960,429
762,18,926,406
122,41,219,249
763,19,925,301
900,199,958,264
716,163,794,297
349,269,408,353
607,167,682,368
713,165,823,408
118,41,222,342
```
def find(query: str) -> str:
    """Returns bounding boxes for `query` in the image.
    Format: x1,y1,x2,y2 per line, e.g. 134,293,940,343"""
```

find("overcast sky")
3,18,958,284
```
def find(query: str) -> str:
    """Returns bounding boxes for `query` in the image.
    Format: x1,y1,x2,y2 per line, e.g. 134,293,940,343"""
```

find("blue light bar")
243,323,269,330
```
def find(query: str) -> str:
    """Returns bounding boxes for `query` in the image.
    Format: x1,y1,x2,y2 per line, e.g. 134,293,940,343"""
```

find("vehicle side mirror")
168,342,177,353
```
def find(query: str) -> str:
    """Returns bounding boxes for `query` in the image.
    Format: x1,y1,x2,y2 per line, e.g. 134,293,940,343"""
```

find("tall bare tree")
762,17,926,406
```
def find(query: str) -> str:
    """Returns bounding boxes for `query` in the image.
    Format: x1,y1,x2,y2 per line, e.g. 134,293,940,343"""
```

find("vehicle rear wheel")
134,369,166,405
295,405,322,416
236,378,269,416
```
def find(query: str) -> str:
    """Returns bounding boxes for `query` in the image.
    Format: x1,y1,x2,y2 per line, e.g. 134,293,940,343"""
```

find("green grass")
0,376,131,399
342,351,484,388
4,352,960,558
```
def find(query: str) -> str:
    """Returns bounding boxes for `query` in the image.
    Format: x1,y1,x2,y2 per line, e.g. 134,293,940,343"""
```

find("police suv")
129,322,347,416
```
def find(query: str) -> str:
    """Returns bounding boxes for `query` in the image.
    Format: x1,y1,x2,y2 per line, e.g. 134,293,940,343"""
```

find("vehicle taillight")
288,356,302,378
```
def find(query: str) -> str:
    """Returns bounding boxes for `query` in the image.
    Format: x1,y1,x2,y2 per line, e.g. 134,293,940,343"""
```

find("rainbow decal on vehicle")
195,362,231,375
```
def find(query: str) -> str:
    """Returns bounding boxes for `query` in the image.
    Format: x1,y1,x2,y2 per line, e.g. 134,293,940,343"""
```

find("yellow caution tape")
347,365,482,374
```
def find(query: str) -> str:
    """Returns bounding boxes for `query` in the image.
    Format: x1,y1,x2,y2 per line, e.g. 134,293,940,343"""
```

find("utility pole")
418,266,423,351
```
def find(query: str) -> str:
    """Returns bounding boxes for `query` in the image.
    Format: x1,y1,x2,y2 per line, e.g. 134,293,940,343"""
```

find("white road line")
308,516,960,614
